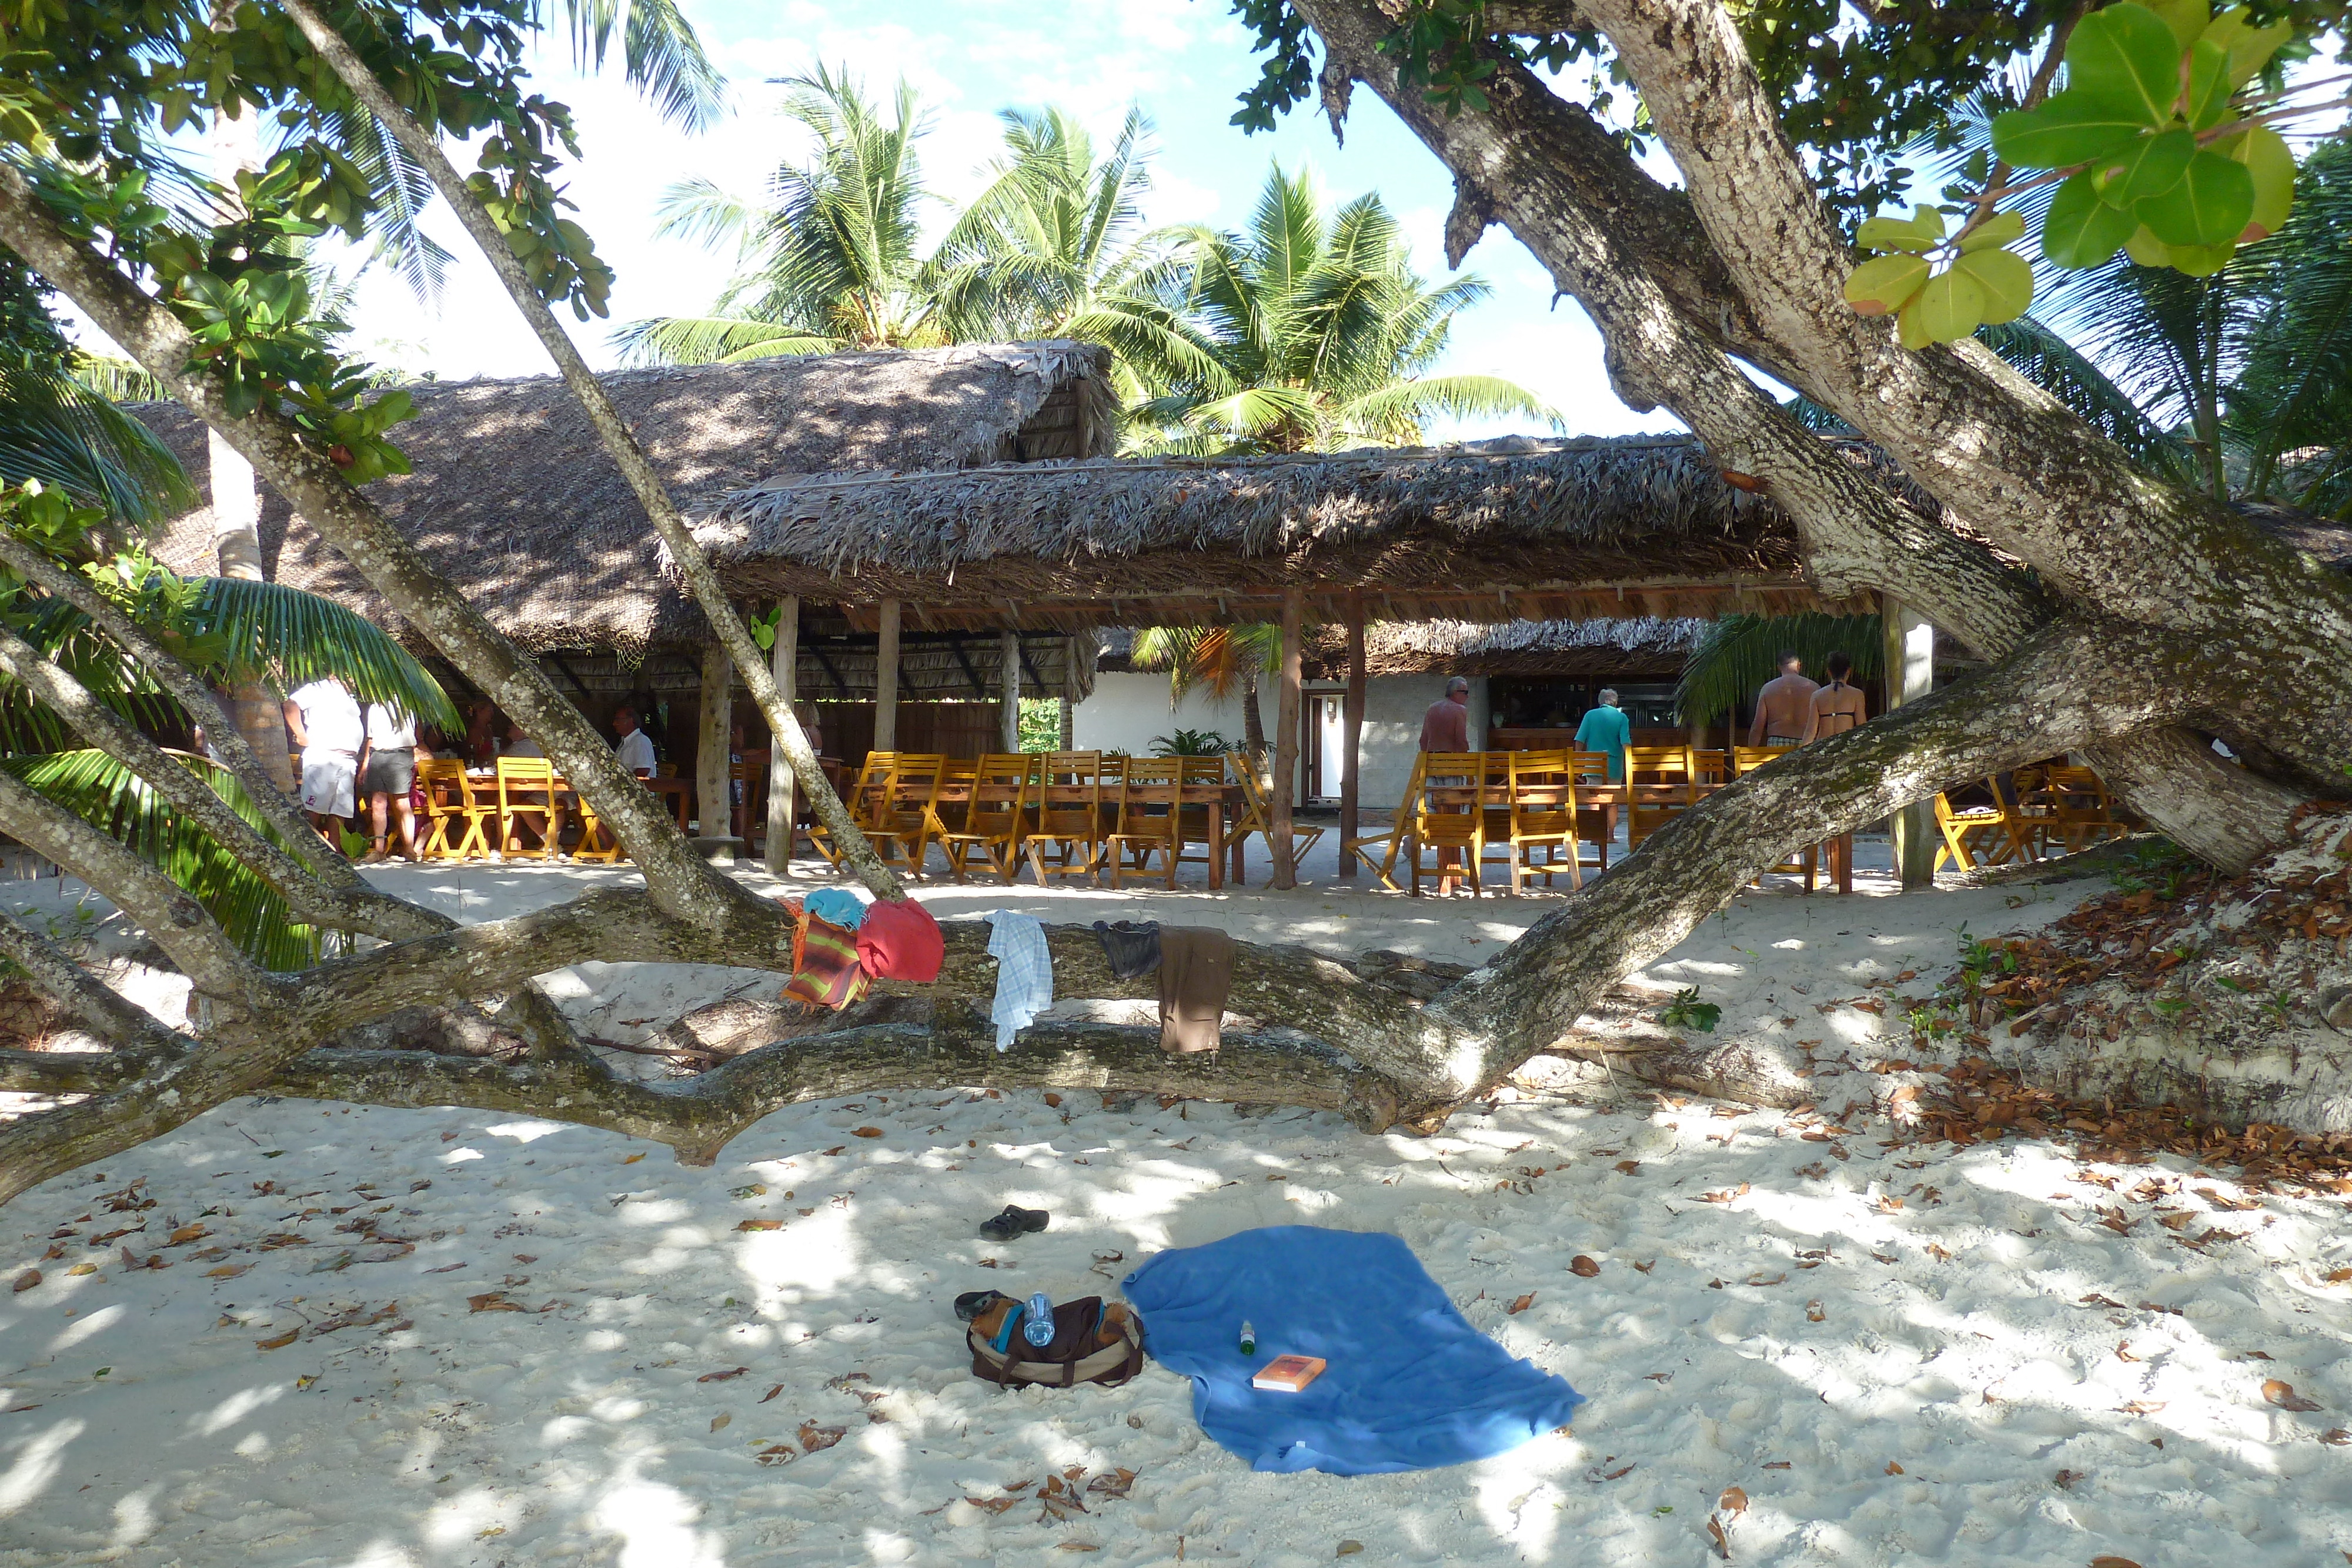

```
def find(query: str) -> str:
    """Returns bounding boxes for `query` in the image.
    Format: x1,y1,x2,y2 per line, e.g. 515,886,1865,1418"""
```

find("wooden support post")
1272,587,1304,890
1882,592,1937,890
1060,634,1078,750
1338,595,1365,880
873,598,901,754
1000,628,1021,752
694,639,737,861
764,596,799,875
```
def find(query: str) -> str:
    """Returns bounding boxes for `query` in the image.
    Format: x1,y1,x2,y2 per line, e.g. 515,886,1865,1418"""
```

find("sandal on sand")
977,1205,1049,1242
954,1289,1008,1322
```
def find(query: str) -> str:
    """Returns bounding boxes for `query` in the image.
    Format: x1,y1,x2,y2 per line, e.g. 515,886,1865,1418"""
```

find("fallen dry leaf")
1699,1183,1752,1205
1506,1293,1535,1315
1885,1461,1904,1475
1084,1467,1137,1499
1570,1255,1601,1278
166,1223,209,1246
2320,1428,2351,1445
622,1153,646,1165
66,1263,96,1277
11,1269,39,1293
1719,1486,1748,1514
204,1263,251,1279
1054,1545,1099,1553
466,1292,523,1313
1043,1093,1063,1108
2089,1559,2146,1568
2119,1399,2167,1415
964,1495,1020,1514
710,1413,730,1432
1335,1544,1364,1559
851,1128,883,1139
1633,1259,1655,1273
754,1445,797,1466
255,1329,299,1350
1706,1514,1730,1560
760,1384,783,1403
735,1219,783,1232
2116,1342,2141,1363
699,1366,750,1383
2264,1379,2323,1412
1806,1300,1827,1322
797,1421,847,1453
1614,1160,1641,1175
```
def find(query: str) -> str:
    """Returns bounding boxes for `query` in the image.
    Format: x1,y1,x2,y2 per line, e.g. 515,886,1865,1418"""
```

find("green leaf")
2146,0,2211,51
1959,211,2026,253
2136,148,2256,246
2180,39,2233,131
2066,3,2192,129
2124,225,2174,267
2043,172,2141,268
1845,253,1932,315
1951,248,2034,325
1907,266,1986,345
2163,239,2237,276
2214,123,2296,240
2098,128,2195,207
1856,206,1944,253
1991,92,2149,169
2202,5,2294,89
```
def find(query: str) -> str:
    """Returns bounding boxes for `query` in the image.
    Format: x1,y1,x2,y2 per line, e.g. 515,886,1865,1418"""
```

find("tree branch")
0,529,371,898
0,163,750,924
0,907,192,1058
278,0,902,900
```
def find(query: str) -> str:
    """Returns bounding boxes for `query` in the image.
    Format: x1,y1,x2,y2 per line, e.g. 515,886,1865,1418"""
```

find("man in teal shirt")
1573,688,1632,781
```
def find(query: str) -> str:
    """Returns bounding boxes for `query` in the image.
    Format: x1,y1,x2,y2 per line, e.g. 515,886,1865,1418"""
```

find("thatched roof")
1095,617,1702,681
133,342,1116,657
688,435,1883,630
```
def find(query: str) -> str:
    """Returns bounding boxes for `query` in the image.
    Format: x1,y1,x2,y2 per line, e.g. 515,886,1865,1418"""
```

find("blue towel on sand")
1121,1225,1584,1475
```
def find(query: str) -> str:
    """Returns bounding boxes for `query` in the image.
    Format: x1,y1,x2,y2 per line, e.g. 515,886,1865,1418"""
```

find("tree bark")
765,596,799,875
1272,587,1304,889
1339,594,1365,878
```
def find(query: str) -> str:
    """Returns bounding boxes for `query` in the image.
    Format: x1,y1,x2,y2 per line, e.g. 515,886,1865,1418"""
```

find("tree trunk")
765,596,799,875
1272,588,1304,890
874,599,900,753
1339,595,1365,878
1241,667,1269,773
694,641,734,859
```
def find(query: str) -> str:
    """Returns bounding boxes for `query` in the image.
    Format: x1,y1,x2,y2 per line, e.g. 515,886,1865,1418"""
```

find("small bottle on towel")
1238,1320,1256,1356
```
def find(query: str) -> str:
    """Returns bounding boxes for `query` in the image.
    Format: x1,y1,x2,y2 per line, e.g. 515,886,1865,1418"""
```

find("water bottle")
1022,1292,1056,1348
1239,1319,1256,1356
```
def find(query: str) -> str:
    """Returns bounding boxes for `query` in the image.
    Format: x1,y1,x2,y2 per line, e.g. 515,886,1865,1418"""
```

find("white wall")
1073,671,1488,813
1073,672,1270,758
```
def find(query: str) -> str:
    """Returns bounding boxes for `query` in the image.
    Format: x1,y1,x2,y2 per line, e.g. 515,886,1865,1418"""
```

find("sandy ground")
5,834,2352,1566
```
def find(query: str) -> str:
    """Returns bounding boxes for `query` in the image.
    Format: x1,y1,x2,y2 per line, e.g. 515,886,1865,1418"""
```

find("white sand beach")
5,848,2350,1567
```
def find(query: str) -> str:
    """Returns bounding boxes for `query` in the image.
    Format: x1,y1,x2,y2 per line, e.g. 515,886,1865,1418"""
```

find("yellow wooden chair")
1342,753,1422,890
808,752,896,871
1408,751,1488,896
493,757,563,860
1020,751,1105,883
1226,754,1324,883
933,752,1028,882
2041,764,2123,855
1933,780,2040,873
1102,757,1184,889
877,753,948,874
416,758,492,860
1730,745,1816,888
1505,749,1581,892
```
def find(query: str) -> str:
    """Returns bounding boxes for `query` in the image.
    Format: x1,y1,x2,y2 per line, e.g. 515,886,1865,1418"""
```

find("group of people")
1413,649,1870,888
262,677,669,862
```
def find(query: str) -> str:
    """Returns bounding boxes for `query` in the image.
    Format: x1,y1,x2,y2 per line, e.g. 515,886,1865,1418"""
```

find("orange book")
1252,1355,1326,1392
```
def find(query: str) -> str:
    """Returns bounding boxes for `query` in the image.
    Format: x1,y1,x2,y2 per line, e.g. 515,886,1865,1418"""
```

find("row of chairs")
1933,765,2127,871
807,751,1321,888
412,757,624,862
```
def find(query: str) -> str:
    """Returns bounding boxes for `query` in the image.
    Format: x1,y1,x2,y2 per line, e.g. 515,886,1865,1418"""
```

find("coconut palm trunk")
1239,667,1268,774
206,98,295,793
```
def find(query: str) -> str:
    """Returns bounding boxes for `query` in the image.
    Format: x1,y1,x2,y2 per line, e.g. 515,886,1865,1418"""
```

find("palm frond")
1675,614,1885,727
189,577,459,730
1977,316,2196,480
4,749,323,969
610,314,841,367
0,365,195,527
549,0,727,132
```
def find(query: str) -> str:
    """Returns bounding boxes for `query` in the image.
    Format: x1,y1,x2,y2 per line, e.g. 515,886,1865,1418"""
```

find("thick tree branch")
0,163,760,924
0,907,192,1058
279,0,901,898
0,620,440,941
0,762,264,1003
0,529,374,898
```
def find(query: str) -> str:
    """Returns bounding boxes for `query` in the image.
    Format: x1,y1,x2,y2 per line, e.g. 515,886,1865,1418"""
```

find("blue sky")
324,0,1675,441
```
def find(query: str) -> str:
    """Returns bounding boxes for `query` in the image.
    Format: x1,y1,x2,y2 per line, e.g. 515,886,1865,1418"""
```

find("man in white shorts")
283,674,363,847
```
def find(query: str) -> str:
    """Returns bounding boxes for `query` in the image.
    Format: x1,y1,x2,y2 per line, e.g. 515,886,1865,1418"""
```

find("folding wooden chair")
416,758,491,860
1505,749,1581,891
808,752,895,871
1409,751,1488,896
877,753,948,874
1342,753,1422,890
2042,764,2122,855
933,752,1028,882
1102,757,1184,889
494,757,563,860
1623,745,1696,853
1730,745,1815,888
1686,747,1731,785
1225,754,1324,882
1018,751,1102,883
1932,778,2040,872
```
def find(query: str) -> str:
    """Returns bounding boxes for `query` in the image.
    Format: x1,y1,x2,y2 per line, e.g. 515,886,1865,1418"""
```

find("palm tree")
2221,137,2352,514
1130,624,1281,768
614,68,943,365
924,108,1218,406
1130,165,1556,454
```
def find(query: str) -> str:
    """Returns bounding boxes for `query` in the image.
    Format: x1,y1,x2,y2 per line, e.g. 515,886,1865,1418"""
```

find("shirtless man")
1747,651,1818,747
1800,651,1869,891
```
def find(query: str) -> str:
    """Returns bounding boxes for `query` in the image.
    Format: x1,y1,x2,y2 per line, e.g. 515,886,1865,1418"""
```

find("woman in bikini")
1800,651,1869,891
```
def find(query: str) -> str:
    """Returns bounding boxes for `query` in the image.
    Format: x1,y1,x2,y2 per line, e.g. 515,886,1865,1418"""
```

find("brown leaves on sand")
2263,1379,2323,1412
1570,1256,1602,1278
697,1366,749,1383
1699,1183,1751,1205
1506,1293,1536,1315
10,1269,38,1293
851,1128,883,1139
735,1219,783,1232
1707,1486,1749,1559
797,1421,847,1452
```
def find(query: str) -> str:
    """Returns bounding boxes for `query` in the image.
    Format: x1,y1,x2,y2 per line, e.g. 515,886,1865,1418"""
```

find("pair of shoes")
977,1204,1049,1242
954,1289,1009,1322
